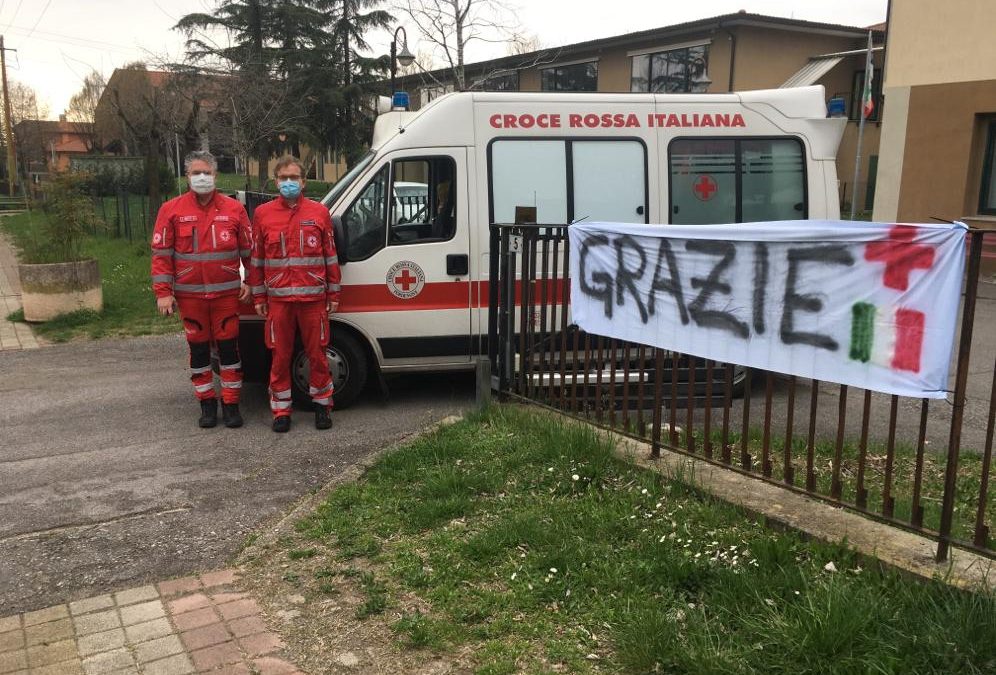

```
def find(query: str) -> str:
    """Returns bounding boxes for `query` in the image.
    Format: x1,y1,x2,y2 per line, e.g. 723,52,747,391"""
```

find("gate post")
936,230,984,562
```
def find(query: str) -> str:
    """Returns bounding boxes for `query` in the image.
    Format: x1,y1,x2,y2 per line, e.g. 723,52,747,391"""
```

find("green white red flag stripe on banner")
568,220,967,399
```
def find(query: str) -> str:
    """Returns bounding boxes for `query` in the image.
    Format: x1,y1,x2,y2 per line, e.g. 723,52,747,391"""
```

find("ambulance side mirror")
332,214,349,265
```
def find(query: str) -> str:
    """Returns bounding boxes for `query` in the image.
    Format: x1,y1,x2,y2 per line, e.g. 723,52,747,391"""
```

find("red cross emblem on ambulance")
693,175,718,201
386,260,425,299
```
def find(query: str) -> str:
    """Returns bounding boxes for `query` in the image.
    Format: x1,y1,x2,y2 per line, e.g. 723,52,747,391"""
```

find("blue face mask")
279,179,302,199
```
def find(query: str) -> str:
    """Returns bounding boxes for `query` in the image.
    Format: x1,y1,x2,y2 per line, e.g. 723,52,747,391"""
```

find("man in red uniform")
151,150,252,428
248,155,341,432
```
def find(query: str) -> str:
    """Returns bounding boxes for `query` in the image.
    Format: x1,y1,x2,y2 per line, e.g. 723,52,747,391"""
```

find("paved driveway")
0,334,475,615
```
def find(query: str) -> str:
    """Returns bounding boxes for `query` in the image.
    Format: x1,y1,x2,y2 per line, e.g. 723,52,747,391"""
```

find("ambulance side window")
389,156,457,245
490,140,568,224
341,164,389,260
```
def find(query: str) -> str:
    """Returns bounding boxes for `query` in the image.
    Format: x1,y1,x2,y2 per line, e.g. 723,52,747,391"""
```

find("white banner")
568,220,967,399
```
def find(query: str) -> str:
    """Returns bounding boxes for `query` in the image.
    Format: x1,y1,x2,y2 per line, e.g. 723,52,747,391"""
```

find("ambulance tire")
290,329,368,410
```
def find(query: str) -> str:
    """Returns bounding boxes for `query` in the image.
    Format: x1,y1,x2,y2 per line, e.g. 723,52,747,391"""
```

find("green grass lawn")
283,406,996,674
1,209,181,341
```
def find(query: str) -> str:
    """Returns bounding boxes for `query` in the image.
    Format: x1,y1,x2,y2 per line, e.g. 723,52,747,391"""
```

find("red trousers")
176,295,242,404
265,300,333,417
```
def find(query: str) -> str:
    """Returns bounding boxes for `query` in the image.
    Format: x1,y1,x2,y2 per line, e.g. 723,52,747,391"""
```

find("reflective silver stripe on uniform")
267,286,325,297
271,400,293,410
309,383,333,396
194,383,214,393
174,280,243,293
280,232,286,257
174,251,240,261
151,274,174,283
152,248,174,257
313,397,331,406
250,257,266,268
263,257,325,268
250,285,266,295
221,381,242,389
273,388,292,399
325,256,338,265
220,361,242,371
328,283,341,292
240,248,252,257
191,365,213,375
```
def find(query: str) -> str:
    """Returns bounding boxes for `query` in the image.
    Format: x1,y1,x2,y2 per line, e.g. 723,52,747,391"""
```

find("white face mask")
189,173,215,195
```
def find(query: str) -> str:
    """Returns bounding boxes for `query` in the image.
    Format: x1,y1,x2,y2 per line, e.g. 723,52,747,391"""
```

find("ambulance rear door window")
668,137,806,224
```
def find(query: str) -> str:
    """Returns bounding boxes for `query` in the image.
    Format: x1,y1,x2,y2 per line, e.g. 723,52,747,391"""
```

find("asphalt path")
0,334,476,615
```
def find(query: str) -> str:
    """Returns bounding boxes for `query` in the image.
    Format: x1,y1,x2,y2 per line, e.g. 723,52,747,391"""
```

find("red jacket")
248,196,341,305
151,191,251,299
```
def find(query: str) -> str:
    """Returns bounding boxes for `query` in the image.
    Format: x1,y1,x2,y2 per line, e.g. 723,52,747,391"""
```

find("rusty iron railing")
488,223,996,562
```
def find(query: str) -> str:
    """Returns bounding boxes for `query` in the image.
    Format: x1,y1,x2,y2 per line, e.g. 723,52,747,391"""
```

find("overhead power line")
24,0,52,39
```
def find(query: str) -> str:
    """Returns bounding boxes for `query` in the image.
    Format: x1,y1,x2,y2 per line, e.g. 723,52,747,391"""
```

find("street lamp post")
390,26,415,97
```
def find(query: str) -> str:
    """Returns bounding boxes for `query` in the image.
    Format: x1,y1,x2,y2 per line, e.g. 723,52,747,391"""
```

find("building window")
631,45,710,93
478,71,519,91
981,121,996,215
541,62,597,92
849,68,882,121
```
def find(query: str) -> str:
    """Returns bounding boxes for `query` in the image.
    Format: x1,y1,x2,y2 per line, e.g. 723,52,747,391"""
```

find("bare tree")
65,70,105,152
506,32,539,56
8,80,48,125
96,63,185,218
392,0,526,91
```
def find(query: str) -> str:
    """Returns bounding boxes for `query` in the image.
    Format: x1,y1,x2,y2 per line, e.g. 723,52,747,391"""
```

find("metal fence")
488,223,996,562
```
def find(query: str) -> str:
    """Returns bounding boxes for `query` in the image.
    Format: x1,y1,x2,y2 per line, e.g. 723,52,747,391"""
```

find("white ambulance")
239,86,846,407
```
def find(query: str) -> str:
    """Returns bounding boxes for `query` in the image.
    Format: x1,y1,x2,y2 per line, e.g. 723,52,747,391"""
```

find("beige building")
402,12,885,214
872,0,996,230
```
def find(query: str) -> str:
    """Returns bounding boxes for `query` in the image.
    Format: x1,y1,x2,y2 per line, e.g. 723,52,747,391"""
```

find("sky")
2,0,888,120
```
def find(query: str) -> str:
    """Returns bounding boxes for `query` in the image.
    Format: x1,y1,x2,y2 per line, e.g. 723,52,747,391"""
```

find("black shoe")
198,399,218,428
315,406,332,430
222,403,243,428
272,416,291,433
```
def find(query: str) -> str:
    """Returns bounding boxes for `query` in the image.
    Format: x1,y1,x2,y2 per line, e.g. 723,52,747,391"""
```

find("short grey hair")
184,150,217,174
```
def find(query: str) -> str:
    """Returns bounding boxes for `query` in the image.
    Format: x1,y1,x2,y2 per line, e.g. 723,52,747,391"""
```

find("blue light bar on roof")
392,91,410,111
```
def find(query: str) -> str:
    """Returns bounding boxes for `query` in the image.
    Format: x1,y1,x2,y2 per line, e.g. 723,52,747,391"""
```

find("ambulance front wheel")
290,330,368,410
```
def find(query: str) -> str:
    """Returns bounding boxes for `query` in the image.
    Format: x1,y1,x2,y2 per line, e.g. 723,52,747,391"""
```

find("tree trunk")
146,131,162,224
257,146,268,191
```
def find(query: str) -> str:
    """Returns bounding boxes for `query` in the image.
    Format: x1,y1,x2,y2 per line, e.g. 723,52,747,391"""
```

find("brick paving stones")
0,570,297,674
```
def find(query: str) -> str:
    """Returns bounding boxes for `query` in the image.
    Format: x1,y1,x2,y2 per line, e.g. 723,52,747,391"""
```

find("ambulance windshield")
321,151,376,209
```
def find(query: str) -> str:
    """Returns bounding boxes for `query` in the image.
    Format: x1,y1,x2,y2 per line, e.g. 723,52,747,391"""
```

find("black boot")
222,403,243,428
315,406,332,430
198,399,218,428
272,415,291,433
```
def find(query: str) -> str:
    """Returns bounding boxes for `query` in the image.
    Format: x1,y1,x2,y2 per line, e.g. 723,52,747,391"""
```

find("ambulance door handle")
447,254,468,276
636,205,644,216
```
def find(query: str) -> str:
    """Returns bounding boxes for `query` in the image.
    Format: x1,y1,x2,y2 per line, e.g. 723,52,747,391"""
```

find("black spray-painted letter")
781,245,855,351
686,240,749,338
614,235,649,323
647,239,689,325
579,234,614,318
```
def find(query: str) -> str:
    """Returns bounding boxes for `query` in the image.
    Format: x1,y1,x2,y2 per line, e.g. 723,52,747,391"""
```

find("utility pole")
0,36,18,197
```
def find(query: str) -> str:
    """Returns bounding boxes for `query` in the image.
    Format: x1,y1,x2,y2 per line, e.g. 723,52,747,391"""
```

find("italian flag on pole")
861,31,875,119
